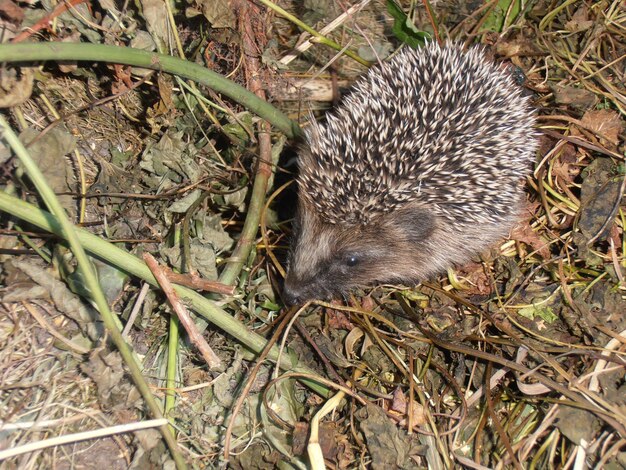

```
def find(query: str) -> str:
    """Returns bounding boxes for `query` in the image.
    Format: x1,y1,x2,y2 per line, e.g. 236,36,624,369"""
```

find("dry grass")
0,0,625,468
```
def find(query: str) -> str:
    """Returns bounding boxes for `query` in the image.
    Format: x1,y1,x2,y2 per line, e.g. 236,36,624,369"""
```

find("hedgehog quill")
283,43,538,305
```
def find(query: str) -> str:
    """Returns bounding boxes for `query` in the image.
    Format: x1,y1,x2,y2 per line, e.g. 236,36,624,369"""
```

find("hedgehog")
282,42,538,305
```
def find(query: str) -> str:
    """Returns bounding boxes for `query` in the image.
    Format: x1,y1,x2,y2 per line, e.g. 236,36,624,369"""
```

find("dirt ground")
0,0,625,468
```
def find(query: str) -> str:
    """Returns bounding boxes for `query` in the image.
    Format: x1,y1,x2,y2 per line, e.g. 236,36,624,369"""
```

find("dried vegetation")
0,0,625,468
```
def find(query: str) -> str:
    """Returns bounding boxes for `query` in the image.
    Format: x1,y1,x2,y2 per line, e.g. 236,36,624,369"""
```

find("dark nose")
282,283,302,306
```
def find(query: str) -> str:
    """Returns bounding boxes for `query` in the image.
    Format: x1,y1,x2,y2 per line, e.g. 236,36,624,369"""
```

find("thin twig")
143,253,222,370
279,0,372,65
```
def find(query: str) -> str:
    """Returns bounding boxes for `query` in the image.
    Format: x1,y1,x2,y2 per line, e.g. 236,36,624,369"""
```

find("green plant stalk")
0,42,301,139
256,0,371,67
0,117,187,470
0,191,329,397
621,208,626,269
165,315,179,436
166,227,181,434
219,123,274,286
538,0,578,31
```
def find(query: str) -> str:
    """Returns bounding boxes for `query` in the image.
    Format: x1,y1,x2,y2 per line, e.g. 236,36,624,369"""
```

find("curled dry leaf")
580,109,624,150
510,221,551,259
0,66,34,108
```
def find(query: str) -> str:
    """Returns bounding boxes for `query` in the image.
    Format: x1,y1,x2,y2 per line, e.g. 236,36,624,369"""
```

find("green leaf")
481,0,522,32
518,305,558,323
386,0,430,48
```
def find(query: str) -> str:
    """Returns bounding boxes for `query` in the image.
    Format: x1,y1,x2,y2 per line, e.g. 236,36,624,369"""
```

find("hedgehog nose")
282,283,302,306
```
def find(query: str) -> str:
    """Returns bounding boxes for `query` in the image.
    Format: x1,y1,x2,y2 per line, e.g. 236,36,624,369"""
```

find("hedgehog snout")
282,281,303,306
282,275,331,305
283,255,342,304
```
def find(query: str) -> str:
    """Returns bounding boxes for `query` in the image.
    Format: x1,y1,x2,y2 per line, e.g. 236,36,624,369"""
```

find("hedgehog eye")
345,255,359,267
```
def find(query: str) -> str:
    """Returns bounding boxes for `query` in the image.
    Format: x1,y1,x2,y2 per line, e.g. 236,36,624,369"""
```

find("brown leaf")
327,308,354,331
356,403,426,467
495,38,542,57
551,143,579,185
293,421,352,466
197,0,236,29
575,158,623,245
390,387,407,413
0,66,33,108
511,222,551,259
291,422,308,455
607,223,621,249
463,264,493,295
564,5,594,32
580,109,624,149
389,387,428,429
552,84,598,109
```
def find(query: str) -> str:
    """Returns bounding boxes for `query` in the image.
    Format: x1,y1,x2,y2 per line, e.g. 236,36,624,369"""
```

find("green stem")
0,117,188,470
0,42,301,138
165,315,179,436
218,123,273,286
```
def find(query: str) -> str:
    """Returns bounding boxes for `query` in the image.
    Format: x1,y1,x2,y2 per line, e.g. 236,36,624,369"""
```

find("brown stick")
143,253,222,370
164,271,235,296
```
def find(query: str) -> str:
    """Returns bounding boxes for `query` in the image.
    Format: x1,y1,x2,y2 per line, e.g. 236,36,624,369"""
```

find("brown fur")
283,196,521,303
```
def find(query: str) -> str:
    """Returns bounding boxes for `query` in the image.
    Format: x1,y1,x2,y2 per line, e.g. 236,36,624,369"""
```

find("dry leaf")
580,109,624,149
565,5,594,32
552,84,598,109
197,0,236,29
511,222,551,259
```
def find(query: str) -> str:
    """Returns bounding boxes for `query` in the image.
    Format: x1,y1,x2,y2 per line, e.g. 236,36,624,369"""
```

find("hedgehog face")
283,204,437,305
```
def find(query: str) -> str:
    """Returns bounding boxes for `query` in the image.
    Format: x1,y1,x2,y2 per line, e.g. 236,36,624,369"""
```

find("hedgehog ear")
395,206,437,243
